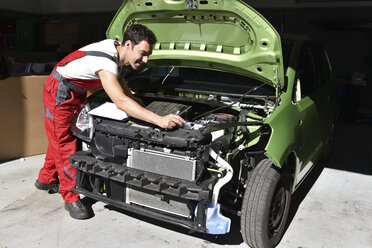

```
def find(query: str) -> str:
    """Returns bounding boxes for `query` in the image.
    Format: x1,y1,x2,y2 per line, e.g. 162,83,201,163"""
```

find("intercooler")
126,148,197,181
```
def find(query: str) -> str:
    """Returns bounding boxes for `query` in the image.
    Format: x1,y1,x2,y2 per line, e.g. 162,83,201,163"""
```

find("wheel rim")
268,183,286,237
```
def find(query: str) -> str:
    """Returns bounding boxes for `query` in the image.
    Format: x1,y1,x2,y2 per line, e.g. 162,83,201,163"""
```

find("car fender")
264,98,301,168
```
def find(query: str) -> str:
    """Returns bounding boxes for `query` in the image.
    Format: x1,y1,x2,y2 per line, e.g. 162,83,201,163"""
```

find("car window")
296,45,318,99
315,46,332,85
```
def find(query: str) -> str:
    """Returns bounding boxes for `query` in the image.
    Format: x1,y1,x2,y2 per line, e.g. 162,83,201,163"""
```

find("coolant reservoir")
195,202,231,234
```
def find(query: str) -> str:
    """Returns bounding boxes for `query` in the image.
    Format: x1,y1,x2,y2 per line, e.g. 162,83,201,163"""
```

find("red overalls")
37,50,115,203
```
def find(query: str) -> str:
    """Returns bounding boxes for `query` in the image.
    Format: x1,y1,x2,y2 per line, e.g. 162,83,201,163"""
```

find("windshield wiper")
161,67,175,85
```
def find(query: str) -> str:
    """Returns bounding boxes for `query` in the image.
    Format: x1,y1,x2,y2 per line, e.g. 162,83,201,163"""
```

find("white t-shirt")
56,39,120,79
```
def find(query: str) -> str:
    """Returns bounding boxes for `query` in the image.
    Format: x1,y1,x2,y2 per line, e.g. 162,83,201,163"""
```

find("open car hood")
106,0,284,88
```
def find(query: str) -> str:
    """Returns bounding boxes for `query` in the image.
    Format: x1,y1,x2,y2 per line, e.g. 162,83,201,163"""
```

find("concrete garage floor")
1,122,372,248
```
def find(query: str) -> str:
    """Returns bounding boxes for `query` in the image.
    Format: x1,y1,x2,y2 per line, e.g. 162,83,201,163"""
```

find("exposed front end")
70,76,274,234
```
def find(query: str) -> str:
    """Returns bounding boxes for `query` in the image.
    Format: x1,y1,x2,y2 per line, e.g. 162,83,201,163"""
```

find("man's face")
121,40,152,69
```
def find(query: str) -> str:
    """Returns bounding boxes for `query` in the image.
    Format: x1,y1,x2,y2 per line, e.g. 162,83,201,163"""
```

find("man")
35,24,185,219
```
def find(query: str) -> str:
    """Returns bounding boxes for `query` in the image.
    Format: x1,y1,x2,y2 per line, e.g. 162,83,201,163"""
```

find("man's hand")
157,114,186,129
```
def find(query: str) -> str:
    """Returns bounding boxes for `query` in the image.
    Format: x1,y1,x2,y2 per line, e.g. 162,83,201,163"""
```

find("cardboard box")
0,75,99,160
0,75,48,160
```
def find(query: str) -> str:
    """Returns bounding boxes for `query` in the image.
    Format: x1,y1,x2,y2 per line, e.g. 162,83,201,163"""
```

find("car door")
311,45,335,142
293,43,323,183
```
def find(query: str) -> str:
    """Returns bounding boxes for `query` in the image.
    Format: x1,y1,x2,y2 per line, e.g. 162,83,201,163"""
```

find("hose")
210,130,234,207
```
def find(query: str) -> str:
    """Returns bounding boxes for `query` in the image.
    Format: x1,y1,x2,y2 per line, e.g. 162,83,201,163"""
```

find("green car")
70,0,337,247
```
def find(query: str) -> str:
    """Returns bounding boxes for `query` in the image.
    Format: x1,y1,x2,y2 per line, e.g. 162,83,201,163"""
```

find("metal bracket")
186,0,198,10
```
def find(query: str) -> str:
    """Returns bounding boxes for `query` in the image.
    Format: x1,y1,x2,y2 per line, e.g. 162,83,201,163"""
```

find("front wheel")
240,159,292,248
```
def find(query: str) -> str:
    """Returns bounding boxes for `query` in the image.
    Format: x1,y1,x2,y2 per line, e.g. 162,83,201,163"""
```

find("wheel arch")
282,152,297,190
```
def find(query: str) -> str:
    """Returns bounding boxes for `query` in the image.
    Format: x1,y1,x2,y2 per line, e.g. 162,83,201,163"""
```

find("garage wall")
38,0,122,14
258,8,372,75
0,0,122,14
0,0,40,13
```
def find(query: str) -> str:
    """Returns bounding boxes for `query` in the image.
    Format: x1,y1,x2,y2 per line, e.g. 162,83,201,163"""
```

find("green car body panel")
266,37,336,170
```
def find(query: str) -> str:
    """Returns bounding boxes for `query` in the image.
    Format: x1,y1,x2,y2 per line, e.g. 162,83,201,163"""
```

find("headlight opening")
72,104,94,142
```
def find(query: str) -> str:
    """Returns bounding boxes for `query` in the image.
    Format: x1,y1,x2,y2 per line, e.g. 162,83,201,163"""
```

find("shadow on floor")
327,122,372,175
284,122,372,242
104,203,244,245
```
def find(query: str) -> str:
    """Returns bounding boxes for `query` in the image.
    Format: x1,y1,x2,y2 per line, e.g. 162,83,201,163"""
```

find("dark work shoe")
65,200,91,220
35,180,59,194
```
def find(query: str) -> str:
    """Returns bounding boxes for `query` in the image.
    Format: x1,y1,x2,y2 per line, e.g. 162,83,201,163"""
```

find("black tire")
240,159,292,248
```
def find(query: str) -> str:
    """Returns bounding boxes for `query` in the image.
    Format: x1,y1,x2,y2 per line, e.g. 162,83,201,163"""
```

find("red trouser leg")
38,75,85,203
38,75,59,185
53,99,81,203
38,142,59,184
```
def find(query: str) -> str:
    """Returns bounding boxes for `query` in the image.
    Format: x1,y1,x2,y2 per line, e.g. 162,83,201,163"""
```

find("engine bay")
87,97,267,169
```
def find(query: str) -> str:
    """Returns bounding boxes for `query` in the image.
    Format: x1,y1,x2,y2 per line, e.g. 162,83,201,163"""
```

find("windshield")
125,67,276,97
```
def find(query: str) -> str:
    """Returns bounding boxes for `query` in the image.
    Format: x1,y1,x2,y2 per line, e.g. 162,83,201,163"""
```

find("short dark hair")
123,24,157,46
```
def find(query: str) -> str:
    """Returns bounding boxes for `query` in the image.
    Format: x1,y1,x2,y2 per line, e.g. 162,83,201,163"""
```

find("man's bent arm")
118,76,144,106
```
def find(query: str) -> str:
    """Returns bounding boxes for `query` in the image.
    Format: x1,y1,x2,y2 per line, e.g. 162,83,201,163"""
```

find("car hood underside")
106,0,284,87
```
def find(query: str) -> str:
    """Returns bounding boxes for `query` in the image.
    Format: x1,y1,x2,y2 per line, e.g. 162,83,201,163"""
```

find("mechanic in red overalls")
35,24,185,219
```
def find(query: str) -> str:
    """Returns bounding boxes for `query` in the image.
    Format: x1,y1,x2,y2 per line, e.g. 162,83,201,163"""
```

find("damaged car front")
69,1,337,248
